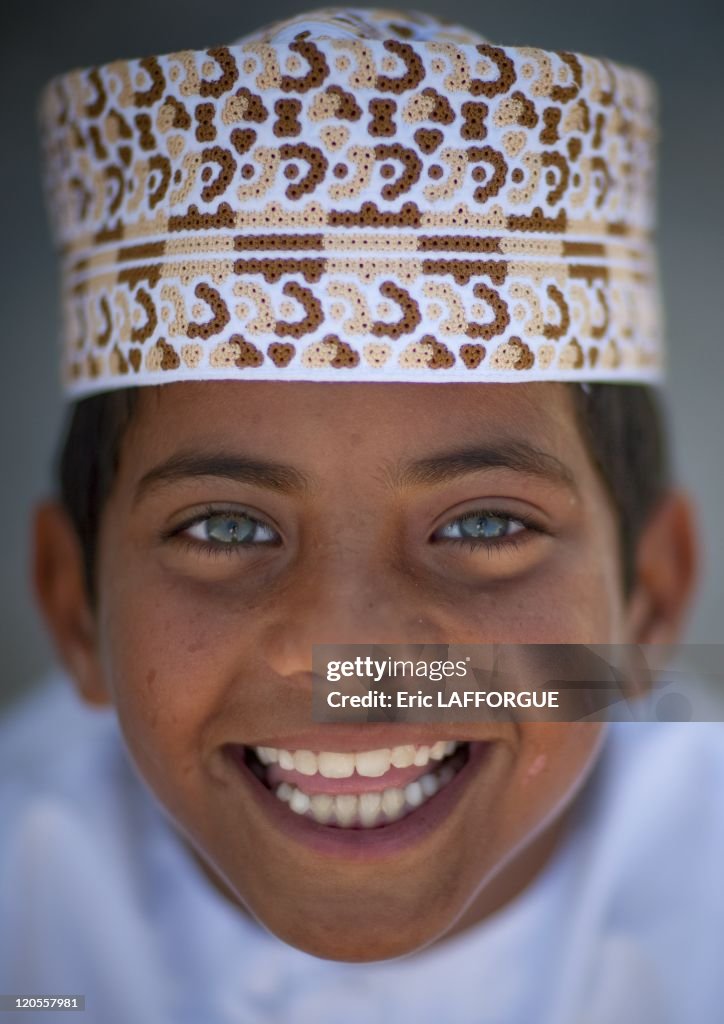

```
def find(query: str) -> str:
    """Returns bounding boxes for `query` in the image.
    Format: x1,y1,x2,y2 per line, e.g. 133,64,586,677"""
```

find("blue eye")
435,511,527,545
184,512,278,547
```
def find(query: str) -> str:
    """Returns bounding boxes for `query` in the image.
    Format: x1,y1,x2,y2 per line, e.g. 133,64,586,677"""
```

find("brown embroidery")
551,52,582,103
371,282,421,338
267,341,295,366
230,128,256,155
133,113,156,151
134,57,165,108
325,334,361,367
468,146,508,204
274,98,303,137
376,40,425,94
275,281,323,338
130,287,158,343
374,143,422,200
231,335,264,366
459,343,486,368
169,202,236,231
280,142,328,199
200,48,239,99
414,128,443,153
368,98,397,136
85,69,108,118
460,101,488,140
541,151,569,205
466,282,510,340
199,147,235,202
233,257,324,283
540,107,561,144
327,85,362,120
187,282,230,339
471,45,516,98
280,40,330,93
194,102,216,142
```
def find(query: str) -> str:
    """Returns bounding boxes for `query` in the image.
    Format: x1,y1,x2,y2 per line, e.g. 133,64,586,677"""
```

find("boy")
1,7,722,1023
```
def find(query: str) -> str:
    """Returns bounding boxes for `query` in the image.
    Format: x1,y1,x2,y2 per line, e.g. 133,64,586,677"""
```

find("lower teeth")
271,747,467,829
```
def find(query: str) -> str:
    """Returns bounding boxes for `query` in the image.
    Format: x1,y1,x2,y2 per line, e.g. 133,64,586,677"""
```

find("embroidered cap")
37,7,664,397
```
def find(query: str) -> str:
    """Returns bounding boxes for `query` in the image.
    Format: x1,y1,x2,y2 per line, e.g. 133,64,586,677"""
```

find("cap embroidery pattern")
37,7,665,396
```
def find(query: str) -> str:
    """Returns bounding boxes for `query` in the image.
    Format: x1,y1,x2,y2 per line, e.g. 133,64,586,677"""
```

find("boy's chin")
189,836,467,961
251,900,462,963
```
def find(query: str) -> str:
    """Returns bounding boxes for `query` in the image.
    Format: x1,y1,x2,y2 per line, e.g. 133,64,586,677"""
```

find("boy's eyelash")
164,507,542,558
444,537,525,557
165,506,277,556
437,509,542,555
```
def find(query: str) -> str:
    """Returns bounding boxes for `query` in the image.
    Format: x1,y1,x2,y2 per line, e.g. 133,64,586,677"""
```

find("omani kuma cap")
37,7,665,397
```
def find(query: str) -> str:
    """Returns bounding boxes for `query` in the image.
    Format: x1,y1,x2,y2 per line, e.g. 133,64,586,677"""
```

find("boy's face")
75,381,630,958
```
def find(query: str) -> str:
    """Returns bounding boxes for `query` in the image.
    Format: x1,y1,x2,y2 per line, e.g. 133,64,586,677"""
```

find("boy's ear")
625,489,699,647
32,501,110,707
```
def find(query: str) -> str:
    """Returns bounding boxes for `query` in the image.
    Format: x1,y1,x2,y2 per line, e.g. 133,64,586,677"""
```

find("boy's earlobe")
625,489,699,647
32,501,110,707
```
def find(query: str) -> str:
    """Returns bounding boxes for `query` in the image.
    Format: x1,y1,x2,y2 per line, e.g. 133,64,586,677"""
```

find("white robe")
1,672,723,1024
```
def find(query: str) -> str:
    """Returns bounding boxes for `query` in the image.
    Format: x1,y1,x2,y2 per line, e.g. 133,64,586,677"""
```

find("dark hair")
56,383,670,601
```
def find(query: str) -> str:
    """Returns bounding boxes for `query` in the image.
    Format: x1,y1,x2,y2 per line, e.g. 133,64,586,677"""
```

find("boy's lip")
220,738,510,861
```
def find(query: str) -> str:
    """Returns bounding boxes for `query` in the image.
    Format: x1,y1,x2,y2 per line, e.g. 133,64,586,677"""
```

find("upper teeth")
254,741,457,778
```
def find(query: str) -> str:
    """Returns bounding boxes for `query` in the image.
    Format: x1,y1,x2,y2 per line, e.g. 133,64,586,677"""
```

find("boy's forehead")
130,380,580,471
118,379,590,516
138,378,572,425
37,7,666,403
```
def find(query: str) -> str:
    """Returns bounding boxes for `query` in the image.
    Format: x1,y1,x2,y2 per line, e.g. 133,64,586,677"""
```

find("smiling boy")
1,7,723,1024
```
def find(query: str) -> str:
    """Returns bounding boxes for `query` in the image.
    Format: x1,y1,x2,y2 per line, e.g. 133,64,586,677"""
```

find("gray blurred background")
1,0,722,712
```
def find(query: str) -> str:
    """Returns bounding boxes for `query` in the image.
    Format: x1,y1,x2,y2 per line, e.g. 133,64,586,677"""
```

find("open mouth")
235,741,471,829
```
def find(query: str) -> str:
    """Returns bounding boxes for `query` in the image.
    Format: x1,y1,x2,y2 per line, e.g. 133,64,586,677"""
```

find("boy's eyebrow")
391,440,578,493
134,453,311,502
134,439,577,504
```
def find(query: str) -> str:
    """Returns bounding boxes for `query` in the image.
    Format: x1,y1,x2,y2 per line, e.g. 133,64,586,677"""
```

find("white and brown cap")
37,7,664,396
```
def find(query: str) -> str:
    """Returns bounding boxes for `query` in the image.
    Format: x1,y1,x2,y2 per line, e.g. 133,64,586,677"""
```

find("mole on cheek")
525,753,548,782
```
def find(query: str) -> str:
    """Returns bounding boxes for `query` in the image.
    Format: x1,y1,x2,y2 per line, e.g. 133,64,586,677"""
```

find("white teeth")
335,794,358,826
355,749,391,778
256,746,277,765
381,788,405,819
310,794,334,824
268,746,465,828
358,792,382,826
317,751,356,779
253,741,460,779
289,789,310,815
404,780,424,808
278,749,295,770
255,740,464,826
293,750,317,776
420,773,439,798
390,745,416,768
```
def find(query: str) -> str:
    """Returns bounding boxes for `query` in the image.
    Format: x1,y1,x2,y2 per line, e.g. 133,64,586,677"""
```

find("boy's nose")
257,561,449,678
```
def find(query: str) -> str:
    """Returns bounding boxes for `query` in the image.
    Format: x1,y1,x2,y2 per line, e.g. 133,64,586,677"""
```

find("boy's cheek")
516,723,607,816
93,581,240,785
460,723,607,861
